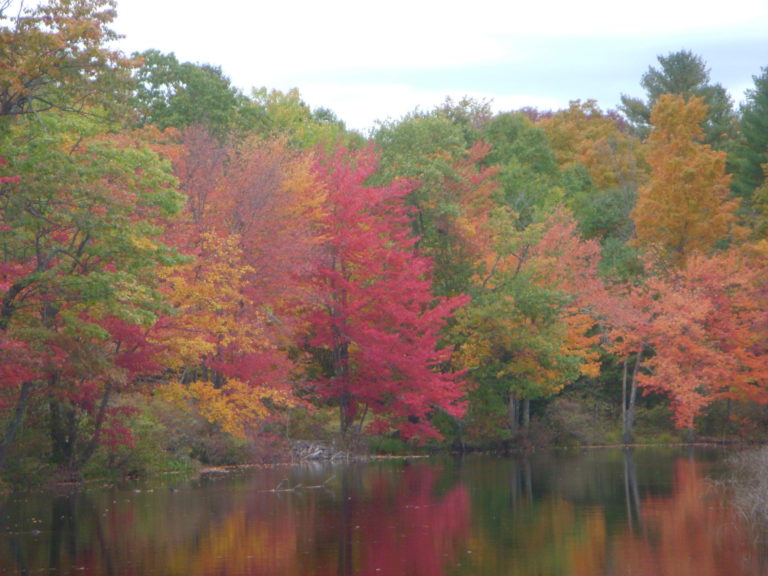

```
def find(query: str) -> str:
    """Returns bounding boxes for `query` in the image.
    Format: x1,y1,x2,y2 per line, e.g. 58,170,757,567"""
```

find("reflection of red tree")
358,465,470,576
294,463,470,576
611,458,763,576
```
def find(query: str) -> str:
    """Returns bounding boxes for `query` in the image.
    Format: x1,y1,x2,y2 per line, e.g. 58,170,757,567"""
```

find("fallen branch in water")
262,475,335,493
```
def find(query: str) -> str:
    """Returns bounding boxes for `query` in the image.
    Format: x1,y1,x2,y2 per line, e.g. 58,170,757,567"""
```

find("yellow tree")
538,100,643,191
632,95,739,267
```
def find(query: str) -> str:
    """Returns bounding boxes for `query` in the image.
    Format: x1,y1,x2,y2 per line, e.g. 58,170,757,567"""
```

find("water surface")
0,447,764,575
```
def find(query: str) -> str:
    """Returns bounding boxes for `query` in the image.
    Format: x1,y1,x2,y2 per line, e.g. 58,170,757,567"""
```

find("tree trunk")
621,357,628,440
334,340,352,437
622,346,643,444
49,374,78,472
508,392,519,435
0,381,34,468
77,381,113,468
50,399,78,470
521,398,530,430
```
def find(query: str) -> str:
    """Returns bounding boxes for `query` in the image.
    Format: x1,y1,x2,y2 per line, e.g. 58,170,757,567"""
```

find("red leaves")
305,145,467,440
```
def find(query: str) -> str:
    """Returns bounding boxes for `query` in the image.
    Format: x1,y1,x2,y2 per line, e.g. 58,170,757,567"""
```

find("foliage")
632,95,739,267
374,108,499,296
0,0,136,121
731,66,768,207
302,145,468,441
132,50,242,135
619,50,737,148
1,4,768,472
0,110,184,471
483,111,564,227
539,99,643,192
453,207,605,438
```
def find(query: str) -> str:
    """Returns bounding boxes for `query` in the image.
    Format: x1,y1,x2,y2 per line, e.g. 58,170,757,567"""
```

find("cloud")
112,0,768,131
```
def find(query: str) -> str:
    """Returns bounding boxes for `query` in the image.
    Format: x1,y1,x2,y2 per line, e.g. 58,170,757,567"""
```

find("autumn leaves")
1,0,768,479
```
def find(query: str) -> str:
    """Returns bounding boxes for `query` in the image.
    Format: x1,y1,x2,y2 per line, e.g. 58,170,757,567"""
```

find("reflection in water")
612,457,764,576
623,448,642,534
0,449,765,575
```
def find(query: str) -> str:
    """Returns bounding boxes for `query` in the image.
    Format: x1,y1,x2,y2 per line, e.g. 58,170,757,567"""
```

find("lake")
0,447,765,575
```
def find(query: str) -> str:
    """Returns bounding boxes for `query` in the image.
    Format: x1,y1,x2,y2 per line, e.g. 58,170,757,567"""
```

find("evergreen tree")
732,67,768,201
620,50,737,148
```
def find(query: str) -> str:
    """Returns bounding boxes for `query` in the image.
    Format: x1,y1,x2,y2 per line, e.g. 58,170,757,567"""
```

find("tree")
132,50,242,135
482,112,564,229
0,0,135,120
303,145,467,441
374,110,498,296
150,131,322,437
0,112,184,472
240,87,352,147
632,95,739,267
598,278,654,443
731,66,768,204
538,100,643,193
640,252,766,431
453,208,604,440
619,50,736,148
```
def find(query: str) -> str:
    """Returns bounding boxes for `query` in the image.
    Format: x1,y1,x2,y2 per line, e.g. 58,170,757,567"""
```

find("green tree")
482,112,564,227
0,112,185,474
374,110,497,296
132,50,242,135
239,87,353,147
620,50,737,148
731,67,768,204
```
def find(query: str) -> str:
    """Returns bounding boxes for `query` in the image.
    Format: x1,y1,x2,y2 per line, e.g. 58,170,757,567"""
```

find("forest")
1,0,768,484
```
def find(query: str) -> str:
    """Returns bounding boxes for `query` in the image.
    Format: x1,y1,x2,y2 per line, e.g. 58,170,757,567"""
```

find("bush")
541,397,609,447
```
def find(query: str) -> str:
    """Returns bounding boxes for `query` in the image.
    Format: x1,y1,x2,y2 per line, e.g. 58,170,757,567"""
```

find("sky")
111,0,768,133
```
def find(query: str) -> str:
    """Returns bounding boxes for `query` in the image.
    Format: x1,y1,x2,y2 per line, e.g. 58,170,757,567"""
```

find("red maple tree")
304,145,468,441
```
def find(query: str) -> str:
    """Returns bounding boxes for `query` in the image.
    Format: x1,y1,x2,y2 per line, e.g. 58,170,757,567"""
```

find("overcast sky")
113,0,768,133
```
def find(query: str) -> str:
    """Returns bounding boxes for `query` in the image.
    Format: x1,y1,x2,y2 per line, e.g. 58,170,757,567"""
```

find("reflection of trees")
0,491,123,575
463,455,608,575
611,457,766,575
2,454,767,575
0,461,469,576
462,452,767,576
623,448,642,534
310,461,470,576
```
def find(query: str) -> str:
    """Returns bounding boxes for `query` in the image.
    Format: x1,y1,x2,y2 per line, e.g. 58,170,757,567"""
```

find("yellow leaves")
538,100,643,190
454,332,492,372
159,231,266,358
562,311,601,379
633,95,738,268
160,379,296,439
129,234,158,251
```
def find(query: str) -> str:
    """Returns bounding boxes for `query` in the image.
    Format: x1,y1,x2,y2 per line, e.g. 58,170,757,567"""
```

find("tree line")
1,0,767,481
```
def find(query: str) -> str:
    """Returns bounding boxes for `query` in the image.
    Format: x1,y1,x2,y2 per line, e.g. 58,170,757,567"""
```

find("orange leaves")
633,95,739,267
155,232,258,368
161,379,295,438
538,100,643,191
607,249,768,429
